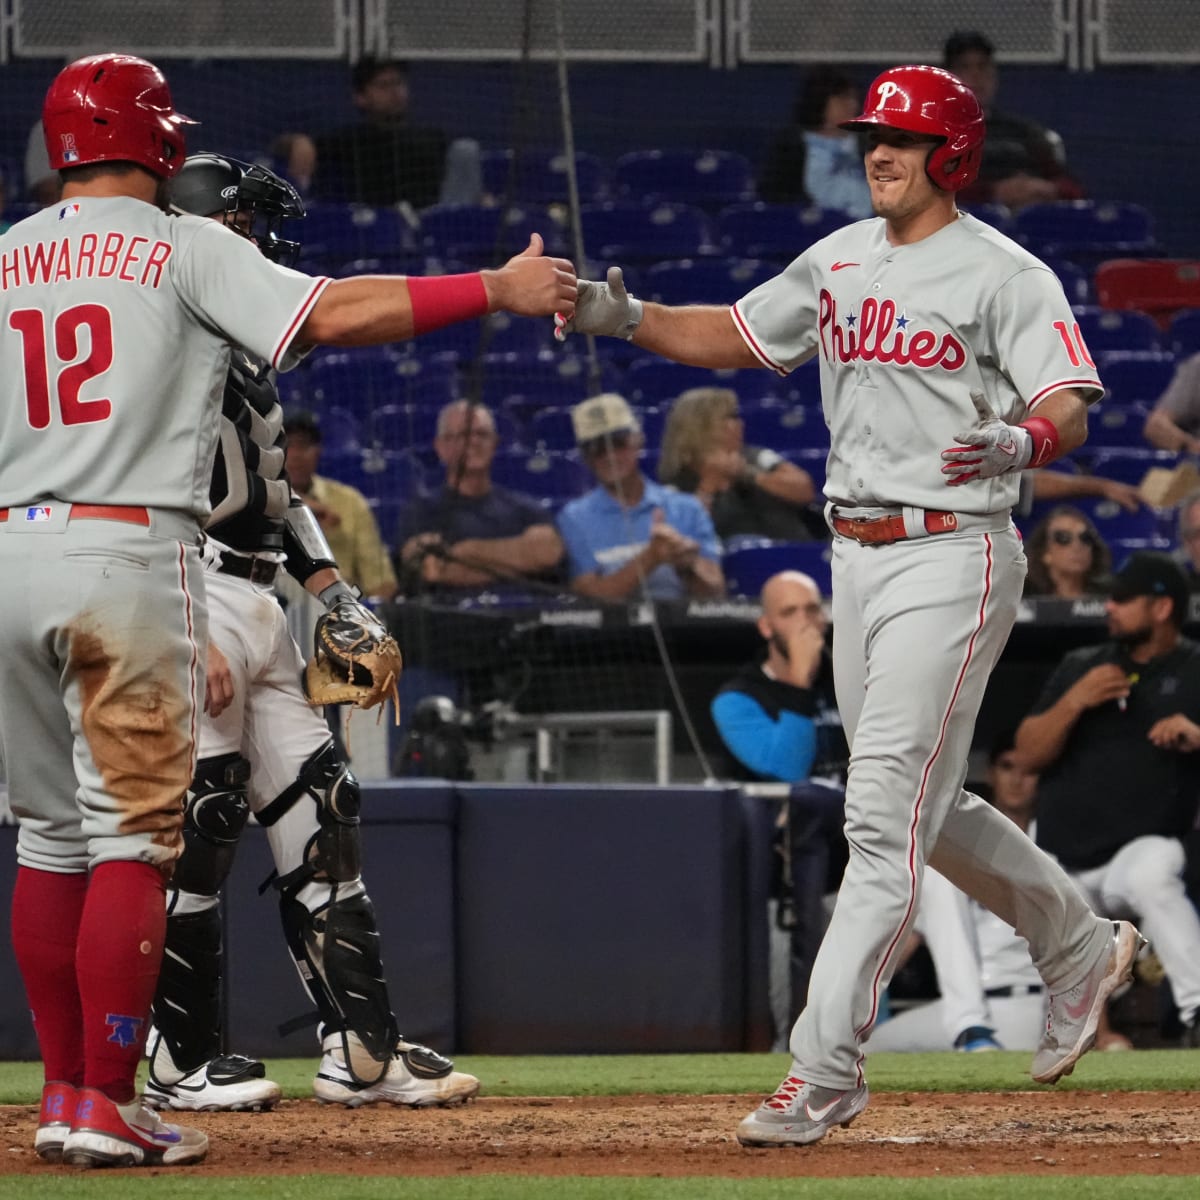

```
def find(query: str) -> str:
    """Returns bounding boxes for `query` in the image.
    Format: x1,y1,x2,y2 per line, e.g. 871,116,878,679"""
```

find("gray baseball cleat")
1032,920,1146,1084
736,1073,869,1147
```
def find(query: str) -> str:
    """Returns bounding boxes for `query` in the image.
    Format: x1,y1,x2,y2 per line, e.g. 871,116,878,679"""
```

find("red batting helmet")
42,54,197,179
840,64,984,191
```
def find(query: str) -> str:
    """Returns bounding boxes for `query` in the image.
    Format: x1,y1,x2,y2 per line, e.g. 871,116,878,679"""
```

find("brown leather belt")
0,504,150,526
832,510,959,545
217,554,279,585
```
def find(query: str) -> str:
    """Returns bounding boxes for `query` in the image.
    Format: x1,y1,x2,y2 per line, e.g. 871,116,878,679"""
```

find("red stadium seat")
1095,259,1200,329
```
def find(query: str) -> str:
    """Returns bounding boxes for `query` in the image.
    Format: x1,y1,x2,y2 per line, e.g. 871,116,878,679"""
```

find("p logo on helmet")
839,64,985,192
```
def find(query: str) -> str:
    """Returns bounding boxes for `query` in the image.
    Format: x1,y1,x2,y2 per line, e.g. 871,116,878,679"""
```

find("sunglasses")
1050,529,1097,547
580,430,635,457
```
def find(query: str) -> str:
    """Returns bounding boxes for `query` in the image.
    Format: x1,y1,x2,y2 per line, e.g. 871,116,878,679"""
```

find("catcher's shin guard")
152,906,224,1073
279,884,400,1085
172,753,252,897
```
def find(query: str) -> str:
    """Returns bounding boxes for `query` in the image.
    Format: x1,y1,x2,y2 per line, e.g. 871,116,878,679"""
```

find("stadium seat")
1042,256,1092,306
1014,201,1157,263
1074,497,1165,543
1072,306,1160,354
489,448,591,501
292,203,410,263
333,253,442,278
580,202,715,262
715,204,853,260
642,257,778,306
1095,259,1200,326
960,203,1014,236
1094,351,1175,406
722,539,833,598
308,351,458,416
741,404,830,452
368,404,441,451
623,358,789,406
419,204,555,265
1088,447,1179,487
317,446,407,496
481,148,607,205
1168,309,1200,358
1080,402,1151,448
613,149,756,210
637,407,666,446
475,351,594,411
789,447,829,499
317,406,362,453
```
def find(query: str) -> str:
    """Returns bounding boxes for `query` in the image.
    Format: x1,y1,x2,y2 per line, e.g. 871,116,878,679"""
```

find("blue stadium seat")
317,446,405,496
291,203,410,263
1168,309,1200,357
367,404,441,451
307,351,458,416
481,149,607,205
1088,447,1179,487
475,351,594,410
317,406,362,453
643,257,778,306
1041,256,1092,306
960,203,1014,236
1082,402,1151,448
528,408,579,451
333,253,442,278
613,150,756,210
1072,306,1160,354
1109,536,1173,562
1095,350,1175,405
580,202,714,262
623,358,791,406
715,204,853,260
488,448,591,500
418,204,555,265
741,404,830,452
1014,201,1157,263
722,539,833,598
788,447,829,498
1074,498,1165,543
638,407,666,446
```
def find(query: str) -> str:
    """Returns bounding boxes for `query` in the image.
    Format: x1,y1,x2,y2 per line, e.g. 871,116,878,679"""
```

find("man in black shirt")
1016,552,1200,1044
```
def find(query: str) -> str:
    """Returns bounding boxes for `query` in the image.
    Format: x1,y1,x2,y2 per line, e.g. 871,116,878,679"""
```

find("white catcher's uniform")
733,213,1114,1088
0,196,327,872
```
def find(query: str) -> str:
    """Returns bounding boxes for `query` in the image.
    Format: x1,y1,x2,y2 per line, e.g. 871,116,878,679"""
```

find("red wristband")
1019,415,1061,468
406,273,489,336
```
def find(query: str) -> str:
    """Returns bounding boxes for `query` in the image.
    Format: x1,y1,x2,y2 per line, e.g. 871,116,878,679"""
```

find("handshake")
554,267,644,343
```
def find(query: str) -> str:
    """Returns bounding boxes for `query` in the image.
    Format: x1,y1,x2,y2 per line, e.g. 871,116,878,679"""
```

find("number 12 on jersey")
9,304,114,429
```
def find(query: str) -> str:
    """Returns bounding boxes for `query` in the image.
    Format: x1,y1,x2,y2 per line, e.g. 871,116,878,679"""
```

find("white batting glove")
940,391,1033,486
554,266,644,342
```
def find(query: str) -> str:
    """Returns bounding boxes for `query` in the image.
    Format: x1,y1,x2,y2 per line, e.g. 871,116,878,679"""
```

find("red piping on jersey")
271,276,332,371
730,303,789,376
851,532,995,1086
177,542,200,785
1027,378,1103,410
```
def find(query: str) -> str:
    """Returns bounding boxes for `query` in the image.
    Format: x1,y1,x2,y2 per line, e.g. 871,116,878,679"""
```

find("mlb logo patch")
58,202,80,220
24,506,52,522
62,151,79,163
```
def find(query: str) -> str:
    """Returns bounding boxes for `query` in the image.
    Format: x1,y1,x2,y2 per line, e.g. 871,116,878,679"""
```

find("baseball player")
142,152,477,1113
558,64,1143,1147
5,52,573,1170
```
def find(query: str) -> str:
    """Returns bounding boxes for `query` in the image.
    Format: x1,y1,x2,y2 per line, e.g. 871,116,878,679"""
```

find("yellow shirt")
307,473,397,597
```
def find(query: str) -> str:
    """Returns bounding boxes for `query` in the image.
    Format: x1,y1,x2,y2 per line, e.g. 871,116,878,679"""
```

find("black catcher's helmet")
169,152,305,266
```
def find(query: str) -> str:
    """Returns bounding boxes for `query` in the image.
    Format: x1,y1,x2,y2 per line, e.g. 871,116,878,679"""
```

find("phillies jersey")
733,212,1103,515
0,196,328,518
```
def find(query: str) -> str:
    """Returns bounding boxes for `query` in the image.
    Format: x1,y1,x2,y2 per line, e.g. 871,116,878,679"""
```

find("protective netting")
3,0,1199,783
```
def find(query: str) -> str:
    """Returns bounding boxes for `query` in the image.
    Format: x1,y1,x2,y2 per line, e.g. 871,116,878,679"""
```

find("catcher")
144,153,478,1112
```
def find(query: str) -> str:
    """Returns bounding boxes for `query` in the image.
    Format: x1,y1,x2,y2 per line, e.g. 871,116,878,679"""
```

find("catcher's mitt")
303,596,402,714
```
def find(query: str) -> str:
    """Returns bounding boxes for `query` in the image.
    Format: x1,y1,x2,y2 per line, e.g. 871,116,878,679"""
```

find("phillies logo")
818,289,967,372
875,81,902,107
105,1013,143,1048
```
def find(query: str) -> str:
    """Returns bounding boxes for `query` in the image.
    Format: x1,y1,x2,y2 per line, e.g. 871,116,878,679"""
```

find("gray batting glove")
554,266,644,342
940,391,1033,486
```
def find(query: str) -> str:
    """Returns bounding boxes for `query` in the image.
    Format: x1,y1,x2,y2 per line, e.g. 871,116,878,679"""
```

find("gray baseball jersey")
733,213,1103,514
0,196,329,518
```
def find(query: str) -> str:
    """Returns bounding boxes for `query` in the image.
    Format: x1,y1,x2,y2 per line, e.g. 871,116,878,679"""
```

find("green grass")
0,1179,1197,1200
0,1050,1197,1105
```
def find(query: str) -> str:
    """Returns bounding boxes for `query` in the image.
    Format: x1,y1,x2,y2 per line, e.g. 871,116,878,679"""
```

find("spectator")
307,57,480,209
1176,489,1200,590
557,393,724,601
944,30,1084,211
284,411,398,600
657,386,823,541
395,399,563,593
711,570,847,1038
24,118,62,206
272,131,318,197
1022,505,1112,598
1143,353,1200,456
759,66,873,217
1015,552,1200,1046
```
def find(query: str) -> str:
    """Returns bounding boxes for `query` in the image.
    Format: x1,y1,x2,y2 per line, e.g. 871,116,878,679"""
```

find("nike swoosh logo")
997,441,1016,457
805,1098,841,1122
831,262,860,271
1063,995,1093,1021
129,1124,182,1144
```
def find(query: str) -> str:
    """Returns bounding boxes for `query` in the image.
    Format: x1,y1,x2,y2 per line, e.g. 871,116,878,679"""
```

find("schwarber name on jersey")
732,212,1103,515
0,196,329,519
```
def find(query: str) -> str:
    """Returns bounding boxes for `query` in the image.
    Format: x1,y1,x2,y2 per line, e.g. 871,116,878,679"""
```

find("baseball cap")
571,393,640,448
1108,551,1189,618
283,410,322,443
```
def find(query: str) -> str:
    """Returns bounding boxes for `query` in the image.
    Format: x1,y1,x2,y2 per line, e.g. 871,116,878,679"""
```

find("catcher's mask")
169,152,305,266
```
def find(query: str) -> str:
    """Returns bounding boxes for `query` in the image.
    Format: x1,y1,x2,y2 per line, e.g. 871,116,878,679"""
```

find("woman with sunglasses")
1024,505,1113,598
658,387,823,541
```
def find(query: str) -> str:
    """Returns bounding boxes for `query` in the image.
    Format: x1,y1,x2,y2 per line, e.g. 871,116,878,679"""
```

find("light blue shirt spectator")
557,476,722,601
803,131,872,219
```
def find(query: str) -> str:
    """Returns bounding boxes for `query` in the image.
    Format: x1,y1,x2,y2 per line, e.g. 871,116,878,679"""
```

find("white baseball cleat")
144,1031,280,1112
1031,920,1146,1084
736,1073,869,1147
61,1088,207,1168
314,1038,480,1108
